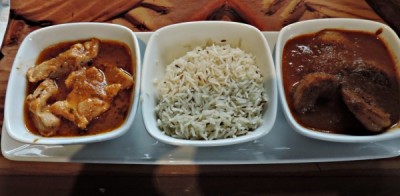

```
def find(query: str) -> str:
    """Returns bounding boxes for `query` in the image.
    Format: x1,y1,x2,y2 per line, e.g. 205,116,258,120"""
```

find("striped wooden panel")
0,0,385,127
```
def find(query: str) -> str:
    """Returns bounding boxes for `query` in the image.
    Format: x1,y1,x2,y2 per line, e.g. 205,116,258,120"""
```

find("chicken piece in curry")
27,39,100,83
26,79,60,136
25,38,135,137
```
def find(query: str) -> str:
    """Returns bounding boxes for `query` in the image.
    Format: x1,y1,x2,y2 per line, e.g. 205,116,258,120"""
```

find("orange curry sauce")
25,39,135,137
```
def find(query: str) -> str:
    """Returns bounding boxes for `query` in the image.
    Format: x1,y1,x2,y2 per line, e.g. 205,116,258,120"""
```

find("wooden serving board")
0,0,389,127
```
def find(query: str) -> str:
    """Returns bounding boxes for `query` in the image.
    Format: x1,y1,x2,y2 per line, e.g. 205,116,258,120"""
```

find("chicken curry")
25,38,135,137
282,29,399,135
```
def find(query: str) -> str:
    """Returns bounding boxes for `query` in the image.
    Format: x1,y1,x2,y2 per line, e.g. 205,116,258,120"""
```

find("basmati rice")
155,44,268,140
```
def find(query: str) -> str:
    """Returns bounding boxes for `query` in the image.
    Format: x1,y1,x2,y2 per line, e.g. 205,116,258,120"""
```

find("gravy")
282,29,399,135
25,39,135,137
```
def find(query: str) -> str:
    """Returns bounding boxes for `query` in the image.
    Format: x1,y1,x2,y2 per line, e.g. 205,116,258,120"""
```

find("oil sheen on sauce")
25,39,135,137
282,29,399,135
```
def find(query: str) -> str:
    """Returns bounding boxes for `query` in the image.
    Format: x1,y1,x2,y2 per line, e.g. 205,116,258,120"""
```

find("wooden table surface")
1,0,400,195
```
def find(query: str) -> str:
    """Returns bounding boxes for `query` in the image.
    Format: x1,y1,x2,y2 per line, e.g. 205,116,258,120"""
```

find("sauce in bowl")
282,29,399,135
25,39,135,137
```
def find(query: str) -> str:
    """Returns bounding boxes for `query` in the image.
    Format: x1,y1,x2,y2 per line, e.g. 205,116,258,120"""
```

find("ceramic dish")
275,18,400,143
141,21,278,146
4,22,141,145
3,32,400,164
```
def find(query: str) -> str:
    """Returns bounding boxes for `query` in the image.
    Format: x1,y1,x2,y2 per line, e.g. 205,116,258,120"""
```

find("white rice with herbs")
155,44,268,140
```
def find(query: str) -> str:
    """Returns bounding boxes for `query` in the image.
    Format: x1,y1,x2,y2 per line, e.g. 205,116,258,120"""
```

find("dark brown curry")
25,39,135,137
282,29,399,135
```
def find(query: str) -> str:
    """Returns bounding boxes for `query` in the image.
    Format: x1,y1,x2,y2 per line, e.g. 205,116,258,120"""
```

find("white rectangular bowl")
4,22,141,145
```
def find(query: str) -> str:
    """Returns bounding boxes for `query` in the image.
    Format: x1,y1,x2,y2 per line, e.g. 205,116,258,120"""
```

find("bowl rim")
275,18,400,143
141,21,278,147
4,22,142,145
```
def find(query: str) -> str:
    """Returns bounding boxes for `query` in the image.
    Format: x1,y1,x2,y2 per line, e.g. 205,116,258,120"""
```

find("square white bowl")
275,18,400,143
4,22,141,145
141,21,277,147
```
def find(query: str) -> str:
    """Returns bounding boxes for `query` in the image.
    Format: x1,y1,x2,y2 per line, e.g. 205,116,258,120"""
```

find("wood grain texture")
2,174,400,195
11,0,142,24
366,0,400,35
11,0,384,31
0,20,38,128
0,1,399,195
2,158,400,195
0,0,387,128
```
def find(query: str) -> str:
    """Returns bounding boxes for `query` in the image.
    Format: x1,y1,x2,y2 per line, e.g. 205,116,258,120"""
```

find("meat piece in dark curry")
282,29,399,135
